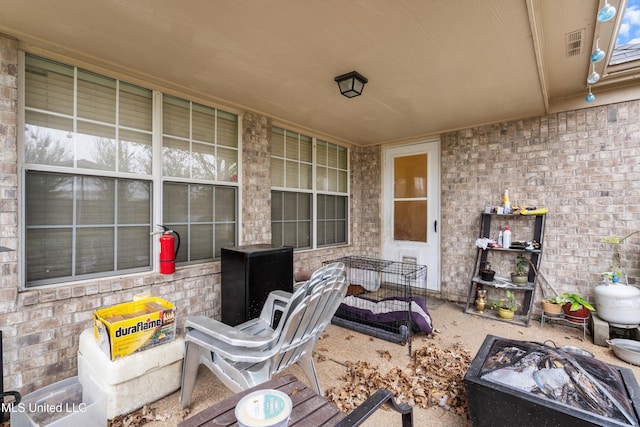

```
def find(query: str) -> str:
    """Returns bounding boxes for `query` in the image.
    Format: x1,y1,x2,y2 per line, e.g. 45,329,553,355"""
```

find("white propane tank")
594,283,640,326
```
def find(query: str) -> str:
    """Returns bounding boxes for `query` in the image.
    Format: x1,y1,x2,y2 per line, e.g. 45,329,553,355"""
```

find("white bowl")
607,339,640,366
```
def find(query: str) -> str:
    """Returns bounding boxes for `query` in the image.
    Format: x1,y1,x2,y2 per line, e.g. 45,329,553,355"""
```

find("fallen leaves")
325,342,473,418
376,350,392,360
107,404,174,427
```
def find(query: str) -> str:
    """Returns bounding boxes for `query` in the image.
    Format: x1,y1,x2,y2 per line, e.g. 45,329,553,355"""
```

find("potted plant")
480,262,495,281
561,293,595,323
602,231,640,282
510,255,530,285
491,290,521,319
541,295,568,317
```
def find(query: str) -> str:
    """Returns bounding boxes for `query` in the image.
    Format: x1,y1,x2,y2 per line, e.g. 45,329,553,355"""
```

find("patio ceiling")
0,1,614,145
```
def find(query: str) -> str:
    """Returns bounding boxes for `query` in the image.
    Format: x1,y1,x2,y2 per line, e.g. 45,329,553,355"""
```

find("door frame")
382,139,441,291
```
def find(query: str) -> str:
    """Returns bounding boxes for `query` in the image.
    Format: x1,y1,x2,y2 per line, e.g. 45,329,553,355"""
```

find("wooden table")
179,374,346,427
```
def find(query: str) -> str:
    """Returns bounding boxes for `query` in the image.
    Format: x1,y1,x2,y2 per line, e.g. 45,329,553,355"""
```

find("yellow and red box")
92,297,176,361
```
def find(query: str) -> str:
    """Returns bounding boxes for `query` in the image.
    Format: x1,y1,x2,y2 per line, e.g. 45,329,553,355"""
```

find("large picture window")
270,127,349,249
22,54,239,286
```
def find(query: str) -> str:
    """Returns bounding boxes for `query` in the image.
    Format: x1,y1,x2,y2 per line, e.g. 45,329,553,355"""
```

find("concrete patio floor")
141,299,640,426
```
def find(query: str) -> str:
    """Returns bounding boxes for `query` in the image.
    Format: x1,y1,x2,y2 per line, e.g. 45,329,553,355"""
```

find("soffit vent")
566,29,584,57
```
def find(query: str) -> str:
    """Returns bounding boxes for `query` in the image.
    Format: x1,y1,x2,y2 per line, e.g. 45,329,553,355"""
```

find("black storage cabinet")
221,244,293,326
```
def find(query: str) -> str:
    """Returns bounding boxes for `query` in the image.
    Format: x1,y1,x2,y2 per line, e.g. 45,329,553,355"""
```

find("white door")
383,140,440,291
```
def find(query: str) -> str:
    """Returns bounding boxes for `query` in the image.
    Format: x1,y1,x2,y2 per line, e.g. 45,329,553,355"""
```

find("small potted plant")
561,293,595,323
541,295,568,317
510,255,530,285
480,262,495,282
491,290,521,319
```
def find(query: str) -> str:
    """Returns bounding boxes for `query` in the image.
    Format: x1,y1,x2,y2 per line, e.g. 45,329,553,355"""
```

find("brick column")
0,34,20,390
241,112,272,244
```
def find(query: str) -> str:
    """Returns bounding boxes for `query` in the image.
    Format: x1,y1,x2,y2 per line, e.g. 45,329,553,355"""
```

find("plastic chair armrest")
186,315,276,348
260,290,293,325
185,328,277,362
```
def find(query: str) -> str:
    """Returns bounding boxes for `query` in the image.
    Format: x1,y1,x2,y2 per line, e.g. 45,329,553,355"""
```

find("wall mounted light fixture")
334,71,368,98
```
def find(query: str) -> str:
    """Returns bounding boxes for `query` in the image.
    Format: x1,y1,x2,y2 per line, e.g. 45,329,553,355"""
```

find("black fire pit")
464,335,640,426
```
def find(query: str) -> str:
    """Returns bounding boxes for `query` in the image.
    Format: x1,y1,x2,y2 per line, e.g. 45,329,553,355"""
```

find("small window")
163,182,237,261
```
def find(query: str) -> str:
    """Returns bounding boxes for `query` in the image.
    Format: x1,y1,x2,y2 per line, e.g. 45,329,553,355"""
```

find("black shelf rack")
464,212,546,326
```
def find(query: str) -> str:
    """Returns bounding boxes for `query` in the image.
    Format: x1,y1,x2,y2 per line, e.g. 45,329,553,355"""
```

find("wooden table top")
179,374,346,427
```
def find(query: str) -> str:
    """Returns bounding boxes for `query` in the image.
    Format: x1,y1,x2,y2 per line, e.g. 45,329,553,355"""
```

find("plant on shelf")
541,295,568,317
602,230,640,284
491,290,521,319
480,262,495,281
510,255,531,285
560,292,595,323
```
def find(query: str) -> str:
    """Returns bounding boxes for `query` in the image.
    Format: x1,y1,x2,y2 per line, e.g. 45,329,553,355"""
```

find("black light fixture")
334,71,368,98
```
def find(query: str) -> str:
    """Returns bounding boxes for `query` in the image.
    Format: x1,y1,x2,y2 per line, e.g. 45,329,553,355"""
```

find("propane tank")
594,280,640,326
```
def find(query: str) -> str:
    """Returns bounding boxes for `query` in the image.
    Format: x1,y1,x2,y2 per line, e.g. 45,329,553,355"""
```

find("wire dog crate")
324,255,429,354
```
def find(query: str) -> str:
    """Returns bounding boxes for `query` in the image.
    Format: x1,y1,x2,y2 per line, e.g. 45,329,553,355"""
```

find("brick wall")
350,145,382,258
441,106,640,304
241,112,272,244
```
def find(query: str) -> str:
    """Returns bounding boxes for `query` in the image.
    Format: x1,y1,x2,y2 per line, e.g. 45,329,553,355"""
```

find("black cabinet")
221,244,293,326
464,213,546,326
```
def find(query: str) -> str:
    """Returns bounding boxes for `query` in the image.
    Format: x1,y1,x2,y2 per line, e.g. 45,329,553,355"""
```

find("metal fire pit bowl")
464,334,640,427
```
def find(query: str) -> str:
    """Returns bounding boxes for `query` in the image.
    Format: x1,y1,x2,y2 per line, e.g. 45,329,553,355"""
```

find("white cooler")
77,328,184,419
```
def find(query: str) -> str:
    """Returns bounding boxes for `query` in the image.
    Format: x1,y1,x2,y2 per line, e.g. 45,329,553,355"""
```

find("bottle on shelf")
503,190,511,214
503,226,512,249
498,229,503,247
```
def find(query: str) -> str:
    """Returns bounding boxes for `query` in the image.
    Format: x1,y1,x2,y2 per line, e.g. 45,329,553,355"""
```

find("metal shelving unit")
464,212,546,326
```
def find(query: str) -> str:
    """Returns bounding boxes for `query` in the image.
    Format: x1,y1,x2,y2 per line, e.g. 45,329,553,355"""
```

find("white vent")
566,29,584,57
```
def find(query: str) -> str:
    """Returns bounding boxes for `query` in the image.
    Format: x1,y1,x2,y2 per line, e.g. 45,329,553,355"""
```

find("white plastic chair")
180,262,347,408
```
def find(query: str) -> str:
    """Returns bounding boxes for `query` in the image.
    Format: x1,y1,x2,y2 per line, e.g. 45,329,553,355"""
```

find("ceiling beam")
526,0,550,113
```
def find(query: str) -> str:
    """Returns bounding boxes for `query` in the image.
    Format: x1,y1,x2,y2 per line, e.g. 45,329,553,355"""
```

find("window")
271,191,312,248
162,96,239,262
22,54,239,286
25,172,152,281
315,140,349,247
317,194,348,246
270,127,348,249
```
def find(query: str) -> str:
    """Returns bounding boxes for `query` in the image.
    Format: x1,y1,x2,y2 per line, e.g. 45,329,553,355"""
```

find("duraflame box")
93,297,176,361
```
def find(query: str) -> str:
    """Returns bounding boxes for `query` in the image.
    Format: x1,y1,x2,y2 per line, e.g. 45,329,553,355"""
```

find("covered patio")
0,0,640,425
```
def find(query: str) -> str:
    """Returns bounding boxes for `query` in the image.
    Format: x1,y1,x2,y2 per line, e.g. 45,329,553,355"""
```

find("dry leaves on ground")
107,404,180,427
325,342,473,418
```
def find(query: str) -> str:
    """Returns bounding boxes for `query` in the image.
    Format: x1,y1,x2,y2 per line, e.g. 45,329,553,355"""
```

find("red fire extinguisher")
156,225,180,274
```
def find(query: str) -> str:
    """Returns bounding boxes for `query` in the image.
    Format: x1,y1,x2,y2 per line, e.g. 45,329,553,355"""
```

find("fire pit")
464,335,640,426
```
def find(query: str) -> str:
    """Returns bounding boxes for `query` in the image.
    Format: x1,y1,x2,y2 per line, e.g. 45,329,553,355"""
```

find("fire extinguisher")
153,225,180,274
